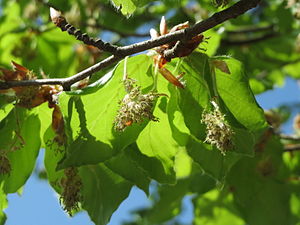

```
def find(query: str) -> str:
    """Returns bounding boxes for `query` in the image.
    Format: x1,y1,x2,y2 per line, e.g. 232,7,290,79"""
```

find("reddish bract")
150,17,204,88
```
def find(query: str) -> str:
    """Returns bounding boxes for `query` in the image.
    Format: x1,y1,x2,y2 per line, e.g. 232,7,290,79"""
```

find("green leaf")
0,184,7,225
43,126,65,193
202,29,221,57
193,190,245,225
35,103,53,147
0,107,41,193
30,32,76,77
67,65,118,96
57,55,154,168
174,53,211,140
104,150,151,194
187,138,240,181
124,144,176,184
136,97,178,184
211,55,268,156
111,0,137,15
145,179,190,223
189,172,216,194
174,148,193,178
136,70,181,184
227,136,291,225
80,164,132,225
213,57,267,132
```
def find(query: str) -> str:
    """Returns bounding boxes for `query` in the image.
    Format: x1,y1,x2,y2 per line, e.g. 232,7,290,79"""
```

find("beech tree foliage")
0,0,300,224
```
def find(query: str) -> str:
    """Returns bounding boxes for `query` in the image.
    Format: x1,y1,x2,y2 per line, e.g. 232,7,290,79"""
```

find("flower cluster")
59,167,82,216
114,78,159,132
201,101,234,155
0,154,11,175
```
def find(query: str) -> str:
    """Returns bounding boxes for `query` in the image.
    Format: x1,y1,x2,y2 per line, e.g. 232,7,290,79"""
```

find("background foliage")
1,0,300,224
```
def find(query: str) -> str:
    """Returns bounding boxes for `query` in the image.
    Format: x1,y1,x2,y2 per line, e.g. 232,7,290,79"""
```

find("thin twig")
226,24,274,34
116,0,262,56
0,55,120,91
279,134,300,142
284,144,300,152
50,8,118,54
221,32,278,46
0,0,261,91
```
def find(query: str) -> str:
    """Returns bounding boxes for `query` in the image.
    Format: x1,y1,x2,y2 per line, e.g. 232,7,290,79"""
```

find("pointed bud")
160,16,168,35
50,7,61,20
150,28,159,39
11,61,29,73
50,7,65,26
169,21,189,33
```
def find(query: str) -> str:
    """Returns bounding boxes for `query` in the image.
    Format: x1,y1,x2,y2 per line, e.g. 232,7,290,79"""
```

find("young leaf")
227,137,291,225
187,138,241,181
0,107,41,193
136,71,181,184
124,144,176,184
110,0,137,15
104,150,151,195
57,55,154,168
144,179,190,223
214,57,268,133
80,164,132,225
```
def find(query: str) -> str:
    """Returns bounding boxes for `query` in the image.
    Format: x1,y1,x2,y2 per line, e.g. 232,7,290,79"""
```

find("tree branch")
0,55,120,91
116,0,261,56
226,24,274,34
50,8,119,55
284,144,300,152
0,0,261,91
279,134,300,142
221,32,278,46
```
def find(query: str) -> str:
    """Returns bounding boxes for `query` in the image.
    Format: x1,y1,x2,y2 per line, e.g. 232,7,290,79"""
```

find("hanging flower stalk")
201,100,234,155
59,167,82,216
115,58,160,132
114,78,159,132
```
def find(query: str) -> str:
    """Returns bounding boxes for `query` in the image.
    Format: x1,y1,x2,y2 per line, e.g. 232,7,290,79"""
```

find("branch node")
62,83,71,91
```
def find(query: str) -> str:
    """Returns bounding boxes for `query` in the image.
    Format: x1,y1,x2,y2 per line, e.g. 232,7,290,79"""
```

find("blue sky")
3,77,300,225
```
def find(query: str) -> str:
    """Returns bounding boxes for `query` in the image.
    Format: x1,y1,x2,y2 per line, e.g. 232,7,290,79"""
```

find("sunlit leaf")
0,107,41,193
80,164,132,225
0,185,7,225
57,55,154,168
227,136,291,225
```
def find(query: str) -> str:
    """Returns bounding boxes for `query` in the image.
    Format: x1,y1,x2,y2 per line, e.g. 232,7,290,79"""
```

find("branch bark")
0,0,261,91
284,144,300,152
280,134,300,142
